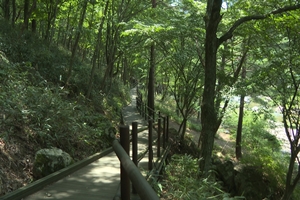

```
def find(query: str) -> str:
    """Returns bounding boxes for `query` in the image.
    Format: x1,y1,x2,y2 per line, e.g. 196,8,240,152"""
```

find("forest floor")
0,129,37,196
167,119,236,158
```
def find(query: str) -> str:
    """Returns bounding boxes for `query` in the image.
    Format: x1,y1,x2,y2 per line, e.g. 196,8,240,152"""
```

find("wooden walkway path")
24,88,153,200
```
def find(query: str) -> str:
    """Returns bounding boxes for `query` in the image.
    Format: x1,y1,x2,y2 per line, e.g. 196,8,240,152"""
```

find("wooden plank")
24,151,120,200
0,147,113,200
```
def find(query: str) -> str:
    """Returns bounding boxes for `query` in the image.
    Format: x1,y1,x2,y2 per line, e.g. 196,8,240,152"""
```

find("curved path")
23,88,148,200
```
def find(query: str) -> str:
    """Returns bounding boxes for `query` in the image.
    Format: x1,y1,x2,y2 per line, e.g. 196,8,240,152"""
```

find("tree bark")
148,0,156,120
86,0,109,98
12,0,16,26
198,0,222,175
23,0,30,30
235,66,246,159
148,44,155,119
66,0,88,85
198,1,300,175
31,0,37,33
3,0,10,21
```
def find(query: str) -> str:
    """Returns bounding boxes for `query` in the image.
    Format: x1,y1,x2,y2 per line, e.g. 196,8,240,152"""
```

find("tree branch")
218,4,300,45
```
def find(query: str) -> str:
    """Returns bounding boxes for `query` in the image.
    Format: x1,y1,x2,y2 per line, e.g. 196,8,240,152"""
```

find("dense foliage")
1,0,300,199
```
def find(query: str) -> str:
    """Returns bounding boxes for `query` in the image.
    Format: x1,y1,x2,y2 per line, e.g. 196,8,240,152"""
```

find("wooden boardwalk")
24,88,153,200
25,152,120,199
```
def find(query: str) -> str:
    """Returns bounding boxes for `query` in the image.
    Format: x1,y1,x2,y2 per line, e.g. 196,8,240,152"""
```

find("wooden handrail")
114,114,169,199
113,138,159,200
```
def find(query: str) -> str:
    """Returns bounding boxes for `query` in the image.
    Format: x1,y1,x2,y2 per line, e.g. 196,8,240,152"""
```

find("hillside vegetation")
0,20,129,196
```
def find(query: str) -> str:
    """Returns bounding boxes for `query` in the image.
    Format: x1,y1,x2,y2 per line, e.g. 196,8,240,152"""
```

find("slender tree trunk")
12,0,16,26
66,0,88,85
3,0,10,21
148,44,155,119
122,56,128,85
236,95,245,159
148,0,156,120
199,0,222,175
281,146,299,200
197,97,201,121
86,0,109,98
235,63,247,159
180,118,188,141
31,0,37,33
24,0,30,30
63,3,72,47
44,1,59,42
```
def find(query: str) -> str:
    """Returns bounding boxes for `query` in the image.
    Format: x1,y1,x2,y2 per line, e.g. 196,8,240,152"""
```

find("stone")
33,147,74,179
213,159,236,194
234,166,270,200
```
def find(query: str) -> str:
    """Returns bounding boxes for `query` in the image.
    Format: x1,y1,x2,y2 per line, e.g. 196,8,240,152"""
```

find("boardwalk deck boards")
21,87,157,200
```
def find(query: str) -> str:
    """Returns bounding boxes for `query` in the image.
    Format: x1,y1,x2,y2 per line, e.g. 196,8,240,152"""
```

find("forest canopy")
1,0,300,199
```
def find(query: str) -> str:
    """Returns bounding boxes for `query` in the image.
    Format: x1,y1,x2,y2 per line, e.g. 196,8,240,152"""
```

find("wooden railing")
113,87,170,200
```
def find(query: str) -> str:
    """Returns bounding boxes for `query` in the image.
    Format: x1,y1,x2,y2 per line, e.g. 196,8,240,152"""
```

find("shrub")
161,154,243,200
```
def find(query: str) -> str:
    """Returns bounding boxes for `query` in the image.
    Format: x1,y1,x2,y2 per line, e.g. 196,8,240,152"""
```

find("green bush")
161,154,244,200
222,101,286,190
0,20,130,161
0,58,116,159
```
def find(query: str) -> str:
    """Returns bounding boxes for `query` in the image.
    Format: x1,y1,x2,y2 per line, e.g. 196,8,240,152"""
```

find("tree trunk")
197,97,201,121
236,94,245,159
148,44,155,120
24,0,30,30
281,152,297,200
66,0,88,85
31,0,37,33
3,0,10,21
147,0,156,120
180,118,188,141
12,0,16,26
198,0,222,175
86,0,109,98
236,65,246,159
63,3,72,47
44,1,59,42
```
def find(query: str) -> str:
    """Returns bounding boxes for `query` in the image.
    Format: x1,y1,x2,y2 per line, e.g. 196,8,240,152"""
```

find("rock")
213,159,236,194
33,148,74,179
234,166,270,200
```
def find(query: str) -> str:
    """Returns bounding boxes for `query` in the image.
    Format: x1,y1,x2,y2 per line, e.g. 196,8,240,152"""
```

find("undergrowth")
160,154,244,200
0,21,130,160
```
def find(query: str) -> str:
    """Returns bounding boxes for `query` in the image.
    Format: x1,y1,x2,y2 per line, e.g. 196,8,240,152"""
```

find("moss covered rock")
33,148,74,179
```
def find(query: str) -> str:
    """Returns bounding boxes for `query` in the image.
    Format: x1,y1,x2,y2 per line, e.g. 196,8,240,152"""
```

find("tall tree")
23,0,30,30
147,0,156,120
2,0,10,21
66,0,88,85
235,65,246,160
251,13,300,199
199,0,300,174
86,0,110,99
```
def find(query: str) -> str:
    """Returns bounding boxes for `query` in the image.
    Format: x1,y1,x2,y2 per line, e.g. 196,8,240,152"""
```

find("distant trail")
122,87,147,129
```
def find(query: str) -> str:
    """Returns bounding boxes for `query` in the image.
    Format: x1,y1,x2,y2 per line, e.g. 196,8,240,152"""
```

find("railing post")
144,103,147,121
153,109,155,121
132,122,138,194
148,119,153,170
136,97,139,113
120,125,130,200
157,118,161,158
166,116,169,143
141,102,144,118
163,116,166,149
